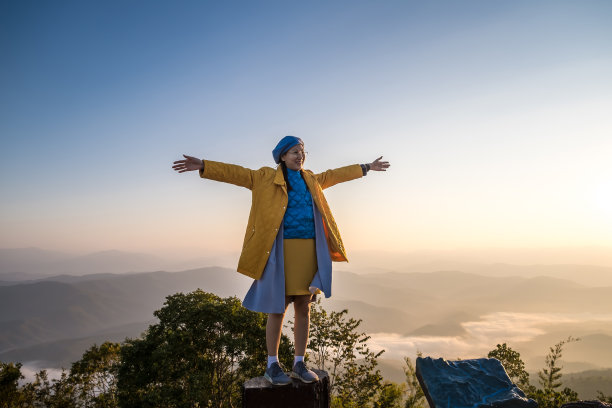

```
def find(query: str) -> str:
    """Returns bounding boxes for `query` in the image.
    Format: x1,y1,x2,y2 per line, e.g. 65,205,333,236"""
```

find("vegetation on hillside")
489,338,581,408
0,289,608,407
306,299,385,407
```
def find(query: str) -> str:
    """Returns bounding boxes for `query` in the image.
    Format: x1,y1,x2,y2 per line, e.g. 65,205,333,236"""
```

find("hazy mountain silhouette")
0,247,243,282
0,248,69,280
407,311,475,336
348,247,612,277
3,249,612,394
0,248,171,280
335,270,612,316
0,267,251,353
0,320,154,369
561,369,612,399
324,298,417,333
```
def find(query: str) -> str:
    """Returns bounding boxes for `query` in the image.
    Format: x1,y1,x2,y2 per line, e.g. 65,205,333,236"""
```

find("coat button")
282,206,286,209
266,251,270,254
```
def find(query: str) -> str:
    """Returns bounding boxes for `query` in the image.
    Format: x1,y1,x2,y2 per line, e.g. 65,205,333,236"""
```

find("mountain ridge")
3,256,612,392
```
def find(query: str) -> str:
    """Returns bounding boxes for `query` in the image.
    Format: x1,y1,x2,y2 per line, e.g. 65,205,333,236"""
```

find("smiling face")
281,144,306,171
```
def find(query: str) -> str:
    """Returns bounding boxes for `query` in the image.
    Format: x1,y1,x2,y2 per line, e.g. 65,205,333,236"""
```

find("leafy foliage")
373,381,405,408
488,338,581,408
538,336,579,392
402,355,426,408
70,341,121,407
0,361,26,406
116,289,292,408
1,342,119,408
368,354,427,408
532,336,580,408
596,391,612,403
308,298,385,408
488,343,533,392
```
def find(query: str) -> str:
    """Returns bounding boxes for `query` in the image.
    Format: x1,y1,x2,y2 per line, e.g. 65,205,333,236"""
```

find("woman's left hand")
369,156,390,171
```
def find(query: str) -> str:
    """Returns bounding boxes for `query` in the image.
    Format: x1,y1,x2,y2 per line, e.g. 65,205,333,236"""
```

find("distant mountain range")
2,247,612,398
5,247,612,285
0,248,167,280
3,267,612,365
0,247,236,281
347,247,612,278
0,267,252,355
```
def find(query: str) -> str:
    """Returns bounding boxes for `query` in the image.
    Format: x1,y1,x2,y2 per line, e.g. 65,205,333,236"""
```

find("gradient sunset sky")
1,1,611,259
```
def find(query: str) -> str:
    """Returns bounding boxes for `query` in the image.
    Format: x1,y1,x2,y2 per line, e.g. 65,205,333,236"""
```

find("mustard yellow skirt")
283,238,317,296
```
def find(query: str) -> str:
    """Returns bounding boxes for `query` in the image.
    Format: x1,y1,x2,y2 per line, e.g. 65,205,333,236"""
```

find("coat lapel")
273,165,287,194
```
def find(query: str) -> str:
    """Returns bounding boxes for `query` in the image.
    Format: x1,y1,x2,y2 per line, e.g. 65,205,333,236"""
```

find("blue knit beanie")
272,136,303,164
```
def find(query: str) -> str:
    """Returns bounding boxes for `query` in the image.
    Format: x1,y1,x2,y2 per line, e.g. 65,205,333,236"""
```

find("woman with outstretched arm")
172,136,390,385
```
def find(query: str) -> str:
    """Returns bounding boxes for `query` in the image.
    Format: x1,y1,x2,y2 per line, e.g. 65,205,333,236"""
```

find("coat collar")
273,164,285,186
274,165,312,185
274,165,314,195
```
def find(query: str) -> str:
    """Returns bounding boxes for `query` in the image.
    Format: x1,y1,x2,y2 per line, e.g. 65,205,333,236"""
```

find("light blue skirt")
242,202,333,314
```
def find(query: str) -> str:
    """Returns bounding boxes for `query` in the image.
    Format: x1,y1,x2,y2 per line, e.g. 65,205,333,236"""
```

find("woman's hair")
280,162,292,191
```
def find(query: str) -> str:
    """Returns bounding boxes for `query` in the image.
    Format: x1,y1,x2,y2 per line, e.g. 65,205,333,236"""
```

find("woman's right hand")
172,154,204,173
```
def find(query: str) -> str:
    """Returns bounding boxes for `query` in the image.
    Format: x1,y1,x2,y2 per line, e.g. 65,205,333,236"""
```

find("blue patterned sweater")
283,169,315,239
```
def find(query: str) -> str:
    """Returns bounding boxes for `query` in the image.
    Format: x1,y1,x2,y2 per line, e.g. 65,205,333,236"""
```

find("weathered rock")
561,401,612,408
416,357,537,408
242,369,329,408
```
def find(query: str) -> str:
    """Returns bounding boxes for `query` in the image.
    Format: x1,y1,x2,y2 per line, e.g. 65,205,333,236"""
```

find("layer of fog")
369,312,612,370
18,363,65,384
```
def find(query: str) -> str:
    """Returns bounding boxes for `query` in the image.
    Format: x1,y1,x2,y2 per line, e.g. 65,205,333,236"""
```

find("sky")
1,0,612,261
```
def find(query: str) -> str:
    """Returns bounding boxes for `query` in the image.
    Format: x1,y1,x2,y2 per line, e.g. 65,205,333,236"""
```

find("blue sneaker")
264,362,291,386
290,361,319,383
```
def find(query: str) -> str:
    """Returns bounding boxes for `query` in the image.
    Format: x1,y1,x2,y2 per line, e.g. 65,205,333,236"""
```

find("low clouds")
369,312,612,361
19,363,64,384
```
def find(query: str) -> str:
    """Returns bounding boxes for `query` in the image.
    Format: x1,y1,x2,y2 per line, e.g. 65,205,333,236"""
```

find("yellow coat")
200,160,364,280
